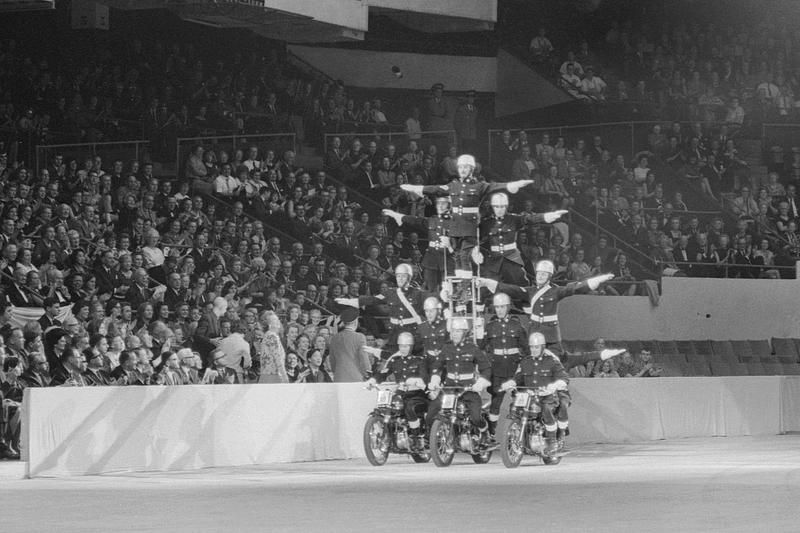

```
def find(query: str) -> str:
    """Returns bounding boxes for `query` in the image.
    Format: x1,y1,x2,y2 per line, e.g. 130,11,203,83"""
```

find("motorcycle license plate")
376,390,392,407
441,394,456,410
514,392,531,408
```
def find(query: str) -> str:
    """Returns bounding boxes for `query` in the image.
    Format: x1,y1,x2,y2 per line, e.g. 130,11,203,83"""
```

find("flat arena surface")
3,435,798,532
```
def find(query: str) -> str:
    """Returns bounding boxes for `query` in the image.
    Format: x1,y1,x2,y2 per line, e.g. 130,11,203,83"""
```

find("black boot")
487,420,498,445
544,431,558,455
556,428,567,453
0,439,19,460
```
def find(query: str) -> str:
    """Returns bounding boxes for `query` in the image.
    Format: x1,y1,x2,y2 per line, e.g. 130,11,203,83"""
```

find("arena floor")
2,435,798,532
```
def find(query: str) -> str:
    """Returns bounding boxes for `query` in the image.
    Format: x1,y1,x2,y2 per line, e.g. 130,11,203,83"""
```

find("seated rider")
426,318,492,441
367,331,429,450
501,332,570,454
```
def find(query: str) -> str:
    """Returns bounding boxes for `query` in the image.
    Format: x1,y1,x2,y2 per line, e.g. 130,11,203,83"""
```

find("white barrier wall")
24,377,800,478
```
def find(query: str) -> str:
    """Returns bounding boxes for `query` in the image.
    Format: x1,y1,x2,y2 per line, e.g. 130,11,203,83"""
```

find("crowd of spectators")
491,117,800,280
529,10,800,129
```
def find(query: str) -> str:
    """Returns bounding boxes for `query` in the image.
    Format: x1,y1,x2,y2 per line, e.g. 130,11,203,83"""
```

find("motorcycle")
363,383,431,466
500,387,563,468
429,386,494,467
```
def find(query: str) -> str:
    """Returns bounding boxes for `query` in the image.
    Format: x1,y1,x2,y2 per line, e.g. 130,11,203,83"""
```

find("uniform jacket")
421,178,506,237
432,340,491,387
497,280,590,344
359,285,427,330
480,315,528,378
418,317,449,371
513,350,569,390
478,213,546,270
401,214,453,270
376,353,428,385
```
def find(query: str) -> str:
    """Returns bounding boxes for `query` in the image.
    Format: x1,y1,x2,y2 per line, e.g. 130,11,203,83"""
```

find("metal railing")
655,259,799,279
34,140,150,176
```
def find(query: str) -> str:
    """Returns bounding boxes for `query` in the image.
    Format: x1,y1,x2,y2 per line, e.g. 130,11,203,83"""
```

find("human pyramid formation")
335,154,622,454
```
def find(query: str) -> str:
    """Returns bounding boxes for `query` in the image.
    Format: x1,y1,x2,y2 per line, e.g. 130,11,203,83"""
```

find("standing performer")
472,192,567,285
400,154,534,278
479,292,527,445
335,263,427,354
478,260,613,357
382,195,453,293
417,296,449,374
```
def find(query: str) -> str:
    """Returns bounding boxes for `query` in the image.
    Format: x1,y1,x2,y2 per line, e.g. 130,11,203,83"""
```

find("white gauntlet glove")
500,379,517,392
471,376,491,393
587,273,614,290
335,297,359,307
365,377,377,389
543,210,569,223
600,348,626,360
471,247,484,265
405,377,425,390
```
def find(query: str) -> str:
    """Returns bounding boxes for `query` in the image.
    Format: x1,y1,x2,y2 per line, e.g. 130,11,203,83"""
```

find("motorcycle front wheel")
430,419,455,467
500,420,524,468
363,415,390,466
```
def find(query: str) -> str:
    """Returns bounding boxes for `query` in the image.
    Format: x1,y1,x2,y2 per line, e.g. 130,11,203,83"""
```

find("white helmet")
450,317,469,330
535,260,555,275
529,332,546,347
397,331,414,346
456,154,476,168
490,193,509,207
492,293,511,307
394,263,413,277
423,296,442,311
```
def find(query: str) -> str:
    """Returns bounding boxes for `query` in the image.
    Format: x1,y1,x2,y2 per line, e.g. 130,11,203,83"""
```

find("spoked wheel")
500,420,524,468
430,419,455,467
363,415,390,466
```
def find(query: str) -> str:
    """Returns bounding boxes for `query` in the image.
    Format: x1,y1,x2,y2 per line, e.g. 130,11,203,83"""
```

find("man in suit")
193,296,228,365
42,269,72,305
333,221,362,266
427,83,452,131
163,273,185,309
95,249,120,299
127,268,152,311
50,348,90,387
19,353,51,388
6,268,34,307
38,297,62,330
83,351,113,386
111,350,148,385
454,90,479,154
327,307,376,383
177,348,201,384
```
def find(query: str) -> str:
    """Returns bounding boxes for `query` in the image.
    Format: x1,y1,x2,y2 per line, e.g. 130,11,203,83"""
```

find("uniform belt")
529,314,558,324
448,372,475,381
493,347,520,355
390,317,420,326
490,243,517,252
453,206,479,215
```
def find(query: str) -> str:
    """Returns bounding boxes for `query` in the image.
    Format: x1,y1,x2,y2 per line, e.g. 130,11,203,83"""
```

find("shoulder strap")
396,288,422,324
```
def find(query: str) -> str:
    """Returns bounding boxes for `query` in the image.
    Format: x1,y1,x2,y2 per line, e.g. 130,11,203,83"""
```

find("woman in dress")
257,312,289,384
